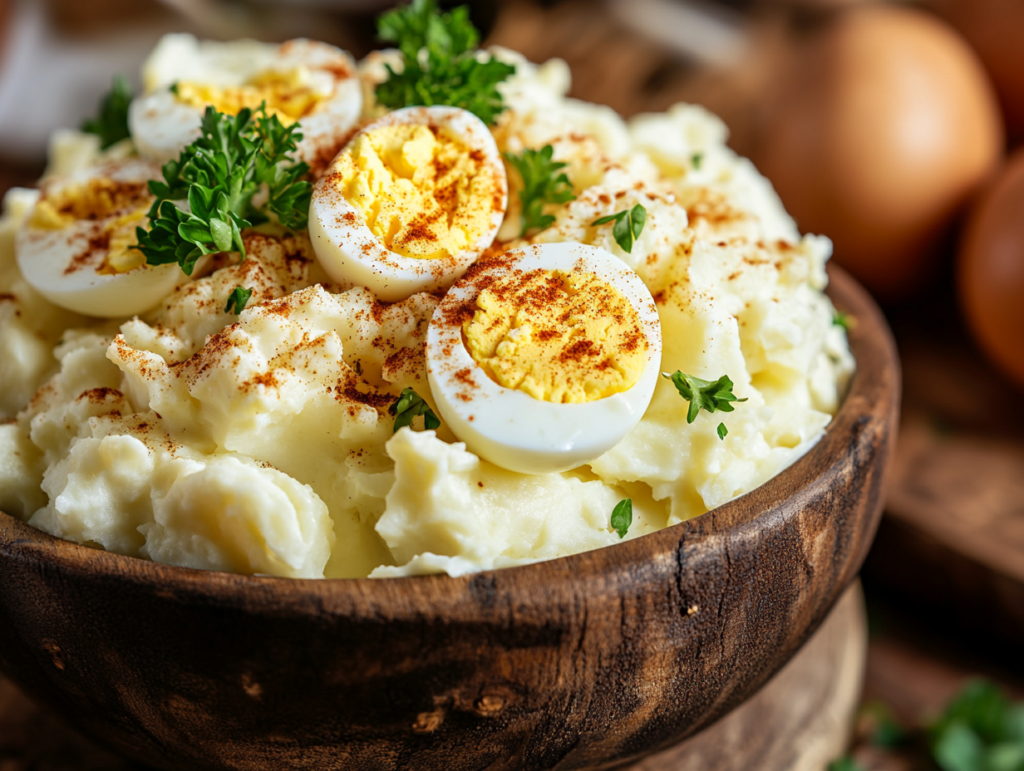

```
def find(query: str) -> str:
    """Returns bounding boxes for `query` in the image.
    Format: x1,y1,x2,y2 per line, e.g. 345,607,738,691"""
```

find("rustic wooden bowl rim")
0,264,895,622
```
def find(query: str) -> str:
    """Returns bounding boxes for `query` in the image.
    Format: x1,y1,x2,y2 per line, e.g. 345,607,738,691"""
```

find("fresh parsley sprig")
375,0,516,125
389,388,441,432
930,680,1024,771
592,203,647,254
504,144,576,236
225,286,253,314
81,75,133,150
663,371,748,428
134,104,311,275
611,498,632,539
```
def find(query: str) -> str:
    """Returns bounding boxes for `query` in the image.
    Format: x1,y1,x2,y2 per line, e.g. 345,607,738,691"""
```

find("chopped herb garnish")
691,152,704,170
717,422,728,440
592,203,647,254
611,498,632,539
81,75,133,150
930,680,1024,771
225,286,253,314
504,144,576,236
375,0,516,125
663,370,748,424
833,311,854,331
134,104,311,276
389,387,441,432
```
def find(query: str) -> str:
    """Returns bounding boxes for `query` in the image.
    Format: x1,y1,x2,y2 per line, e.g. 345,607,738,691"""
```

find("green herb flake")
504,144,576,236
833,311,854,331
717,422,728,440
929,680,1024,771
134,104,311,275
375,0,516,125
860,702,908,749
662,371,748,424
224,286,253,314
592,203,647,254
81,75,133,150
691,152,704,170
388,387,441,433
611,498,632,539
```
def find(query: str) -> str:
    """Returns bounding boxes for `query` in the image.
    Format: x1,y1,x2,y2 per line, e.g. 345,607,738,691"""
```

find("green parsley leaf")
81,75,133,150
934,722,986,771
134,104,311,275
930,680,1024,771
224,286,253,314
662,371,748,424
860,702,908,749
833,311,854,331
592,203,647,253
375,0,516,125
504,144,576,236
611,498,632,539
388,387,441,432
691,152,704,170
717,422,728,440
827,758,866,771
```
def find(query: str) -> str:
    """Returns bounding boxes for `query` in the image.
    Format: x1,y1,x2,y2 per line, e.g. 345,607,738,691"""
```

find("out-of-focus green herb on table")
832,680,1024,771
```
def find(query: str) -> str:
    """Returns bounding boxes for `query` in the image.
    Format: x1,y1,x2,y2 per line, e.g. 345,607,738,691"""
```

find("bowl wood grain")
0,264,899,771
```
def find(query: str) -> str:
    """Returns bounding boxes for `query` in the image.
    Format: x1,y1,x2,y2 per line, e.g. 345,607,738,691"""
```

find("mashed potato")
0,42,853,579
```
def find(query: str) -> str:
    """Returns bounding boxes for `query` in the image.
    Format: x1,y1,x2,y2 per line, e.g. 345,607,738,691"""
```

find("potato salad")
0,1,853,579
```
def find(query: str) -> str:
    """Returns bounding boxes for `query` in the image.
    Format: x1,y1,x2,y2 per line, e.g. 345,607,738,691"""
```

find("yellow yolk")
28,180,151,275
29,179,150,231
174,68,323,122
328,123,498,260
464,268,648,404
99,211,149,274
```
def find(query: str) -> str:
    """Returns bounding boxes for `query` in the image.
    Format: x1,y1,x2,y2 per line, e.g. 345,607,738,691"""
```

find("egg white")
308,105,508,302
129,35,362,169
426,242,663,475
15,159,189,318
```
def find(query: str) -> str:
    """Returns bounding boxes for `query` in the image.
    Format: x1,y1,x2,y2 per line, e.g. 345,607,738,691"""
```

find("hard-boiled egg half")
16,159,189,318
129,35,362,167
309,106,507,302
426,242,663,475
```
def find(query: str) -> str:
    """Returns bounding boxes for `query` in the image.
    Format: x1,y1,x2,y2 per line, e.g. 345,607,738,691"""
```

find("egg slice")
309,106,507,302
16,159,188,318
129,35,362,169
426,242,662,475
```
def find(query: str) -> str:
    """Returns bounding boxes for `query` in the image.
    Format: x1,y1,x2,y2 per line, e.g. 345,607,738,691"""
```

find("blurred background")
0,0,1022,769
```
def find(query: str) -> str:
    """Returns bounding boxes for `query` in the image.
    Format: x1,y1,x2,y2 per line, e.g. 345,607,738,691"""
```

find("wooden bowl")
0,265,899,771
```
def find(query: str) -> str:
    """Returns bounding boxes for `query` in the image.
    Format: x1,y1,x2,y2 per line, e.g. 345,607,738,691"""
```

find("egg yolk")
29,180,151,275
174,68,323,122
99,211,149,274
328,123,499,260
29,179,150,231
464,268,648,404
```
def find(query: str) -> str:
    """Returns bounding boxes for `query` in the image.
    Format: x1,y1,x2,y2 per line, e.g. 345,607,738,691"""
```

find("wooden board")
0,586,866,771
863,323,1024,647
